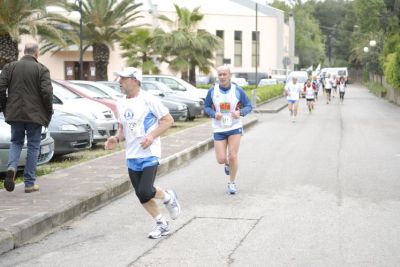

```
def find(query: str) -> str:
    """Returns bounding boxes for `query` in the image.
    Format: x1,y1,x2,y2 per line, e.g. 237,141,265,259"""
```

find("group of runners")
284,73,347,122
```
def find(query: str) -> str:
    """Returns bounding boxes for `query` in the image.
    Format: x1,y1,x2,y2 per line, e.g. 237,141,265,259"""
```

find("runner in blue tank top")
204,65,252,194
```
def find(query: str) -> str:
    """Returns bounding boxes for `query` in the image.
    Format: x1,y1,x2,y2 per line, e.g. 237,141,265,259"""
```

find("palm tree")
45,0,142,81
155,5,221,84
119,28,160,74
0,0,66,69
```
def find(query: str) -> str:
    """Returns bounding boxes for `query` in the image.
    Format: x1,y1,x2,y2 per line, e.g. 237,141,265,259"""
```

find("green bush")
196,84,212,89
196,83,284,103
244,84,284,103
365,81,387,96
384,52,400,89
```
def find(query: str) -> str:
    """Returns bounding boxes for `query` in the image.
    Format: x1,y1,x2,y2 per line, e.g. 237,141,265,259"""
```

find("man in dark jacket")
0,43,53,193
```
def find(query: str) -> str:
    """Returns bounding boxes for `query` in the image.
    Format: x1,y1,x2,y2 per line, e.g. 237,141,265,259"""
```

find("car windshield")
52,82,82,100
73,83,111,98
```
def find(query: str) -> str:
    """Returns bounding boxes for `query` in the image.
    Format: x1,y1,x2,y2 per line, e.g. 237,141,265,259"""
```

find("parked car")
143,75,208,100
231,77,249,87
0,113,54,173
270,69,289,84
161,98,188,122
52,82,118,144
69,80,124,99
48,110,92,156
142,81,204,120
232,72,269,85
258,78,278,86
196,75,215,85
96,81,122,94
55,80,118,117
286,71,309,98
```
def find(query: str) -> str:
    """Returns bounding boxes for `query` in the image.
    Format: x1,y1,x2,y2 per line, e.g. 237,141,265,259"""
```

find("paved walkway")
0,97,287,255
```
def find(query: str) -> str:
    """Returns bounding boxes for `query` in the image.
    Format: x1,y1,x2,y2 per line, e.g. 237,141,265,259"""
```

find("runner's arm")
204,88,216,118
237,88,252,117
141,113,174,149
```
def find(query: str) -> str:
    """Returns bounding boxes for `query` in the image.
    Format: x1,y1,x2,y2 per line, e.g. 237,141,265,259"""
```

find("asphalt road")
1,84,400,267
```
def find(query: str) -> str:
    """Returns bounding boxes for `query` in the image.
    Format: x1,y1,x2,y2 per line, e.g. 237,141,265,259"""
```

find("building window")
234,31,242,67
216,30,224,66
252,31,260,67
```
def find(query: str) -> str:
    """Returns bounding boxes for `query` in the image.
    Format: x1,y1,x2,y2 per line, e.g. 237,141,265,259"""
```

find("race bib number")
127,120,139,137
221,114,233,127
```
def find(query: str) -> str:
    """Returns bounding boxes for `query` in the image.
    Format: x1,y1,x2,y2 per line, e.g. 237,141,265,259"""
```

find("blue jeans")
8,122,42,187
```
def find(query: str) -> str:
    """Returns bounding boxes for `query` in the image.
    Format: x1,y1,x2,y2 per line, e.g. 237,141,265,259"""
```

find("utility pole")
255,2,258,87
79,0,83,80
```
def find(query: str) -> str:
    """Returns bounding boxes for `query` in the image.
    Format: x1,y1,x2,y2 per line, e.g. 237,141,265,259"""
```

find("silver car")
0,113,54,173
52,82,118,144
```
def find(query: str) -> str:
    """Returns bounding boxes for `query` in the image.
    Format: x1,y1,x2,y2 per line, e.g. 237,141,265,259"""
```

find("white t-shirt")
325,78,332,89
117,90,169,159
338,82,346,92
304,85,315,99
285,82,301,101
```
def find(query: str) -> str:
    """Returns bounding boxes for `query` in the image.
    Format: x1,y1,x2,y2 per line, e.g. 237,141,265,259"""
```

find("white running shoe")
148,221,170,239
164,190,181,220
228,183,237,194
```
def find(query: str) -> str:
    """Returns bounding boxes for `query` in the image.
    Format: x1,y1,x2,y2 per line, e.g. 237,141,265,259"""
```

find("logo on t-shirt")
124,109,134,120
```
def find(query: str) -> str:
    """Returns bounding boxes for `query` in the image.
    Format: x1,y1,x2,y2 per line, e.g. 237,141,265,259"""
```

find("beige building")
20,0,295,82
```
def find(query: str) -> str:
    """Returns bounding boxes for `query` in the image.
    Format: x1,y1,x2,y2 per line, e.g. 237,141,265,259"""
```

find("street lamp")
369,40,376,47
363,47,369,53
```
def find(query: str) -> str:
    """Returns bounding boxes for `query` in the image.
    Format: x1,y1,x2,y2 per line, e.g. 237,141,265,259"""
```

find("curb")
253,103,288,113
0,116,258,255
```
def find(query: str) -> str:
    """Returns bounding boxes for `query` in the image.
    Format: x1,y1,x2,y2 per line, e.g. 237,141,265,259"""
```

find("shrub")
384,52,400,89
244,84,284,103
365,81,387,97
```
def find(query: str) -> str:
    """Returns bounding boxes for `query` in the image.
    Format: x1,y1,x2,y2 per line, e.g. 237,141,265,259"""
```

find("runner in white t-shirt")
105,67,181,239
284,76,301,122
304,79,316,113
338,76,347,103
324,74,332,104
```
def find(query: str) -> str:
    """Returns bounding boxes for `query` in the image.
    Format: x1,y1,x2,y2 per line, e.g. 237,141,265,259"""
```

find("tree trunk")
93,43,110,81
0,34,18,70
189,63,196,85
181,70,189,81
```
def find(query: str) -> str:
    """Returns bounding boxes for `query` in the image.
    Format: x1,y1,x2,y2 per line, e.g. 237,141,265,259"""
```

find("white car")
270,68,289,84
231,77,249,87
258,78,278,86
0,114,54,172
143,75,208,100
52,82,118,144
68,80,124,99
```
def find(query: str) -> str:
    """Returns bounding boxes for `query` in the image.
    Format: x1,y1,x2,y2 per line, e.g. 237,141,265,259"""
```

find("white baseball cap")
113,67,142,82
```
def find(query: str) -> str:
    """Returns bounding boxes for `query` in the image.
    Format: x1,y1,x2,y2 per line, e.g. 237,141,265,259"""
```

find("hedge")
197,84,284,103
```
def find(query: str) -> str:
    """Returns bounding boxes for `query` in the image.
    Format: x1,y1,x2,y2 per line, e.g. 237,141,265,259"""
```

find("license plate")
113,123,118,130
41,145,50,154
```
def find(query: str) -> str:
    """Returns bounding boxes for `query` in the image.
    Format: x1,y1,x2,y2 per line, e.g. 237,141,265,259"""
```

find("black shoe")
4,168,16,192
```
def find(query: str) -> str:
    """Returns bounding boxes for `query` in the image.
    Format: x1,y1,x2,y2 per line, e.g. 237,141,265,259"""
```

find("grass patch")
0,117,209,189
364,81,387,97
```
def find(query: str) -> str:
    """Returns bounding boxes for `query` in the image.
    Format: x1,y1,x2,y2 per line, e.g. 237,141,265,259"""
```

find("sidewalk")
0,97,286,255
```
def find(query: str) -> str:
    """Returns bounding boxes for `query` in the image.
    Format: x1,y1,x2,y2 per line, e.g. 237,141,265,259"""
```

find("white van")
321,67,349,83
270,69,289,84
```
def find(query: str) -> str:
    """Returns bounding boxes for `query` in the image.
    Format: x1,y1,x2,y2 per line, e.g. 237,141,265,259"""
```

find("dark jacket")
0,55,53,127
